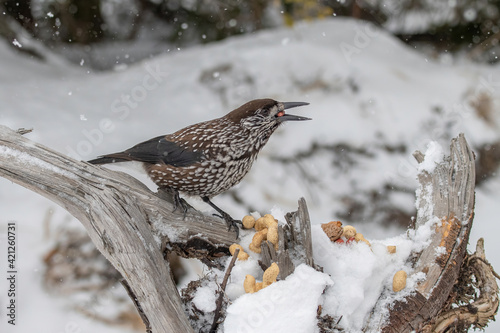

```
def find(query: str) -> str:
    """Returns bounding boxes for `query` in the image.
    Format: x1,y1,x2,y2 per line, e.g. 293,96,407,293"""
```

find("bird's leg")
160,187,189,218
202,196,240,238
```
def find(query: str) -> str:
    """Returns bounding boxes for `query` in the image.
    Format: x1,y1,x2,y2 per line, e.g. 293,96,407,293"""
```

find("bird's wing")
88,135,204,167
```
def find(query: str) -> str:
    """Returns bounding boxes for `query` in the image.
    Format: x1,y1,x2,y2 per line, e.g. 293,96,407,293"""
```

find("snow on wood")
0,125,235,333
1,124,497,333
371,133,477,332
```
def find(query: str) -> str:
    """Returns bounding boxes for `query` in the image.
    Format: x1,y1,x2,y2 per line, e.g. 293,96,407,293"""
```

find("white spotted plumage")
146,101,285,197
92,99,309,199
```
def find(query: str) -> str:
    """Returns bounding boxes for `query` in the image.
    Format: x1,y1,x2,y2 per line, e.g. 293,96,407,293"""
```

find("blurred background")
1,0,500,332
4,0,500,67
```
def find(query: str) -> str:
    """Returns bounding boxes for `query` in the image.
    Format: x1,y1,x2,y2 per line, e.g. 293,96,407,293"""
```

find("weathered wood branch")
422,238,499,332
260,197,317,280
0,125,236,332
210,248,240,333
373,133,478,332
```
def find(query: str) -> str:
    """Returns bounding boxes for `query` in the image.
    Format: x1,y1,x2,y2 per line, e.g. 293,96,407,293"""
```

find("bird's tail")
87,153,131,165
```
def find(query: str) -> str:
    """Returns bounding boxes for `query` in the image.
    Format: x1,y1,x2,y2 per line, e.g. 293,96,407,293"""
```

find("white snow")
192,284,218,313
0,146,77,180
308,216,434,331
12,39,22,48
1,17,500,333
222,206,437,332
224,264,332,333
417,141,445,173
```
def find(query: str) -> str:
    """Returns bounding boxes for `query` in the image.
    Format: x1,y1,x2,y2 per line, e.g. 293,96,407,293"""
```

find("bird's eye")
261,108,270,116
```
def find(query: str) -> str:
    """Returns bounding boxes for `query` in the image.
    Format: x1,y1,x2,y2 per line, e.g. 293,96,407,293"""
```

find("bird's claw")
173,196,189,219
165,187,189,219
212,212,240,239
227,219,240,239
202,196,240,238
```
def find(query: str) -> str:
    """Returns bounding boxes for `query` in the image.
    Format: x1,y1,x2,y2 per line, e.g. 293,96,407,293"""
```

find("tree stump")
366,133,498,332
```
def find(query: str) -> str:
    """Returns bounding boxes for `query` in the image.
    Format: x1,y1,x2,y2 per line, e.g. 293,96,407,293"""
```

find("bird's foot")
161,187,189,219
173,195,189,219
201,196,240,239
213,212,241,238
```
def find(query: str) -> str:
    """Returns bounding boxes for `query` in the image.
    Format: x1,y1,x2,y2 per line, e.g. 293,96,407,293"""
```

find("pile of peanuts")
229,216,407,294
244,263,279,293
228,214,281,293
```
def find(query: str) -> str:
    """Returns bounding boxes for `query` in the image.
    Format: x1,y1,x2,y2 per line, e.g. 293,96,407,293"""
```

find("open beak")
278,102,311,122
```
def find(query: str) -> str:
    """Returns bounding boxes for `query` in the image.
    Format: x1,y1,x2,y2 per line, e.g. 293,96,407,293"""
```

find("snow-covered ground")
1,18,500,332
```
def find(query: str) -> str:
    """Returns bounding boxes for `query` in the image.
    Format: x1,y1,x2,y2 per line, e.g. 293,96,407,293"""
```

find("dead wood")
260,197,317,280
0,125,235,332
421,238,499,332
210,248,240,333
371,133,479,332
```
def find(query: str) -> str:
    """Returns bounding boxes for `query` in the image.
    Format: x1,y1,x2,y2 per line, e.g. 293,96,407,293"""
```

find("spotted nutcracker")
88,98,310,237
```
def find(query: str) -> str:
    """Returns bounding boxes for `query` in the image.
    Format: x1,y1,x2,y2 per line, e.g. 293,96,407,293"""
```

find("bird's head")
227,99,310,133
